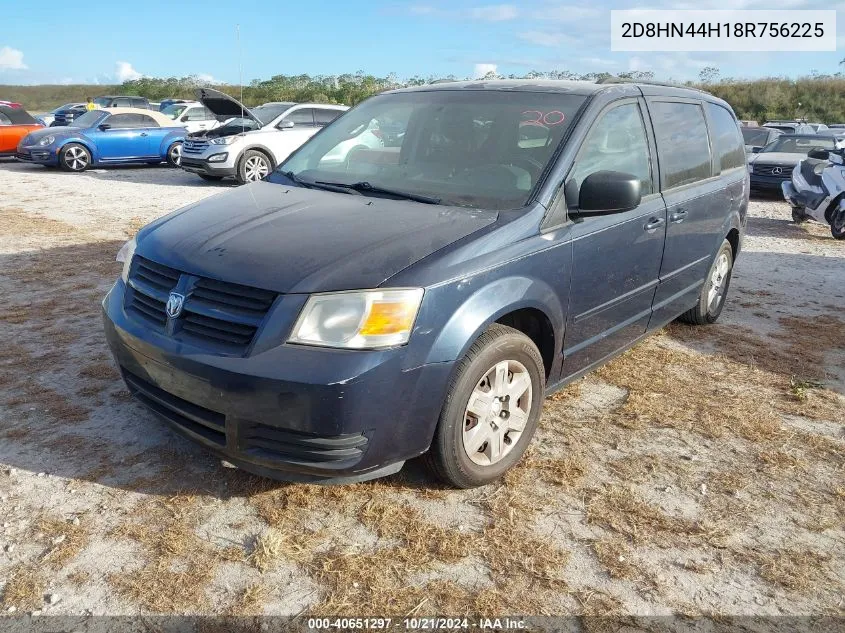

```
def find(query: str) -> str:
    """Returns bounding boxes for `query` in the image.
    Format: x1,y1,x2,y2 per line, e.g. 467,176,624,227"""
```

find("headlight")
116,237,137,283
38,135,55,146
210,136,236,145
289,288,424,349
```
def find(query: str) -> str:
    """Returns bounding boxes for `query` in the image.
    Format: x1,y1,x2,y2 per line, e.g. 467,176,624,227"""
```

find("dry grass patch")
107,494,235,612
227,583,268,616
36,514,90,570
79,362,119,381
0,563,46,611
535,454,587,488
757,549,832,592
249,529,287,572
0,208,83,239
587,486,707,546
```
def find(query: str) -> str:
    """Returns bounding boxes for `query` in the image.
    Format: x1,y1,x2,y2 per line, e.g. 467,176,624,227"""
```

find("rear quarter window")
650,101,713,189
706,103,745,171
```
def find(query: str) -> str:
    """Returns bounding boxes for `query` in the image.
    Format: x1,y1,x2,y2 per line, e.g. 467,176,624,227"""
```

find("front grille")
126,255,277,355
123,370,226,446
15,151,32,161
183,139,210,154
753,163,793,177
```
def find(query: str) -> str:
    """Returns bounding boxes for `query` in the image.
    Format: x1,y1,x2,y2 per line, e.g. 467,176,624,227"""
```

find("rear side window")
707,103,745,171
650,101,712,189
106,114,148,129
284,108,315,127
315,108,343,126
131,98,147,108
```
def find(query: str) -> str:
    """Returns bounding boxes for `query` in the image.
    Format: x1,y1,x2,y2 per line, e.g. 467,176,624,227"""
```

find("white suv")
160,101,224,134
180,89,348,184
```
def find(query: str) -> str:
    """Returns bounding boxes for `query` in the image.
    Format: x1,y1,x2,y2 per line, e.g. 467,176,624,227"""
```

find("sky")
0,0,842,85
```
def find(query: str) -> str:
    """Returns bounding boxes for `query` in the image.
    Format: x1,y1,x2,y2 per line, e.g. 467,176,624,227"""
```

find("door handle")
644,217,665,232
669,209,688,223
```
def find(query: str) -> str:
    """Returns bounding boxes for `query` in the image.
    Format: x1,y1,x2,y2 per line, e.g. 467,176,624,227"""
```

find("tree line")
5,68,845,123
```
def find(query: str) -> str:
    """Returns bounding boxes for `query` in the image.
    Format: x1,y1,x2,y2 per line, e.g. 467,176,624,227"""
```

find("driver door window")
569,102,653,195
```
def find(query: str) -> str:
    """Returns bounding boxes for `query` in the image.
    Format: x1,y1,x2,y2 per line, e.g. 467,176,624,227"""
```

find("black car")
747,134,841,192
104,80,748,488
52,95,151,126
741,126,782,155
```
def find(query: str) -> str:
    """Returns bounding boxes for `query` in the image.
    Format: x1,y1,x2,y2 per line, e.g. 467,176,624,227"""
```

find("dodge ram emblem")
166,292,185,319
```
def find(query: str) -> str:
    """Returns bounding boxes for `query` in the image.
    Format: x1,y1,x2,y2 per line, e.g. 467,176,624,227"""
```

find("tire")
791,206,807,223
59,143,91,172
166,142,182,167
424,324,545,489
237,150,272,184
199,174,224,182
678,239,734,325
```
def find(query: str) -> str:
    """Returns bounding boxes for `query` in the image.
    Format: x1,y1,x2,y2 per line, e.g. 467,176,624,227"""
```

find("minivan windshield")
273,90,587,210
762,135,836,153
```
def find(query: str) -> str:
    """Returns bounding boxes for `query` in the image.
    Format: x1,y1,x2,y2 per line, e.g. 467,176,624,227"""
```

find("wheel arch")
240,144,277,169
421,275,565,380
57,137,97,163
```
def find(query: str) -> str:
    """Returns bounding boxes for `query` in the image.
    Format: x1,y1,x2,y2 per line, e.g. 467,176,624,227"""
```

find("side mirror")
808,148,830,160
98,123,111,131
279,120,295,130
574,171,642,215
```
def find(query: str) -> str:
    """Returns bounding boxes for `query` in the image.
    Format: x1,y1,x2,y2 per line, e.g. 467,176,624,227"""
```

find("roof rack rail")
596,76,707,93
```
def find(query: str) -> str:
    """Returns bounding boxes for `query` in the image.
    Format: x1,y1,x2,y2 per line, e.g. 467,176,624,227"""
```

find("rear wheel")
166,142,182,167
425,324,545,488
59,143,90,172
237,150,271,184
678,240,733,325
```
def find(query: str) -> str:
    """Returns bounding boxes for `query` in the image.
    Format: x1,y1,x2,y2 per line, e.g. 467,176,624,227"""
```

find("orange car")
0,105,43,157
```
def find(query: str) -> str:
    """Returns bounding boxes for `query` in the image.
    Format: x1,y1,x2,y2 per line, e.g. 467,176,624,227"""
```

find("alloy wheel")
462,359,532,466
170,144,182,166
707,252,730,313
65,146,88,171
244,156,269,182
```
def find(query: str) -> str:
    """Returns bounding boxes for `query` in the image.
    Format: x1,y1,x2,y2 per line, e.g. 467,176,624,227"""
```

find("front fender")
56,135,96,161
420,275,565,369
155,131,186,157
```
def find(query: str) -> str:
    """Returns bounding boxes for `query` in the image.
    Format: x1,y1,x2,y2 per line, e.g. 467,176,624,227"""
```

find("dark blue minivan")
103,80,748,488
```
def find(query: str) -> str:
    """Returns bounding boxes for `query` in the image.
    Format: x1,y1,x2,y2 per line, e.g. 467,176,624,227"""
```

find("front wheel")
831,209,845,240
237,150,271,184
59,143,91,172
678,239,734,325
166,142,182,167
424,324,545,488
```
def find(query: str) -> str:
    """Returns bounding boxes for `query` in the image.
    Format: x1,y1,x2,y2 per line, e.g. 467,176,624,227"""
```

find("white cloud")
517,31,567,47
196,73,221,85
473,63,498,78
468,4,518,21
0,46,27,70
115,61,142,82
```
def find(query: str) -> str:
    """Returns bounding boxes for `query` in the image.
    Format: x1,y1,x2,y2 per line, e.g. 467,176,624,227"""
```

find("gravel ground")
0,161,842,621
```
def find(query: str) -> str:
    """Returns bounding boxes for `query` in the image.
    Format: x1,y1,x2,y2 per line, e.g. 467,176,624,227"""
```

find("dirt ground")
0,161,842,620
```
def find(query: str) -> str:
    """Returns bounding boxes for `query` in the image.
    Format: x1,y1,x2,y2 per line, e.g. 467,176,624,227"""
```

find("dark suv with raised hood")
103,80,748,488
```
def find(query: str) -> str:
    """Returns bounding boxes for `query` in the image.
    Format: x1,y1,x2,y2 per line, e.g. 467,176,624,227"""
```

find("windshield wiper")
278,171,360,195
314,180,441,205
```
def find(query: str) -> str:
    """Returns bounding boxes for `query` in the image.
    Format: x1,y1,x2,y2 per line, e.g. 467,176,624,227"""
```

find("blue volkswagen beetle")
15,108,185,172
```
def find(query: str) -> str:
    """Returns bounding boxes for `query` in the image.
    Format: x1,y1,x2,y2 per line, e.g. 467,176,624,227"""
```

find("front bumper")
750,173,791,191
181,157,237,178
15,146,59,165
102,281,452,483
781,181,799,205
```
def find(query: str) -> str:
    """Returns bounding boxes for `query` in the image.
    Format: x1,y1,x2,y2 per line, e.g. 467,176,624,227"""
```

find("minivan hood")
137,181,498,294
195,87,258,124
